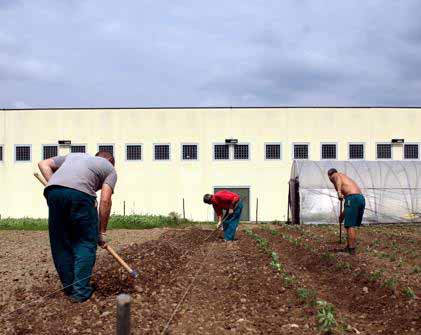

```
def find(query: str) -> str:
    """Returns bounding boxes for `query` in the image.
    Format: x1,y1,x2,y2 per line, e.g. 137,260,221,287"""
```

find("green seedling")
270,252,284,272
297,288,317,306
403,287,417,299
336,262,352,270
368,269,384,282
283,274,296,287
383,278,398,291
316,300,336,333
410,266,420,274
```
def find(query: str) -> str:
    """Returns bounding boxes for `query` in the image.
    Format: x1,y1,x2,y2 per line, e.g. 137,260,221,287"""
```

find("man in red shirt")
203,190,243,241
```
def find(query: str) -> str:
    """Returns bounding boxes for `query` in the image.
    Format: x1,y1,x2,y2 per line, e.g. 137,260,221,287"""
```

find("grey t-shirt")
47,153,117,197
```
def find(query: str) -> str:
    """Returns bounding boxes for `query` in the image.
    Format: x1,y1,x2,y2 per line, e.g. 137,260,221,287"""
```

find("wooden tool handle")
105,245,134,273
34,172,48,186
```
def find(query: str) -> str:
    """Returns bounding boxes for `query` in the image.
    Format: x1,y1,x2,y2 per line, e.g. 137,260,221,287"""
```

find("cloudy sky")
1,1,421,108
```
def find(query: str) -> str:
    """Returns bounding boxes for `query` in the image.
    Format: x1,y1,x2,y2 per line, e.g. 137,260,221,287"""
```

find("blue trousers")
223,201,243,241
44,186,98,301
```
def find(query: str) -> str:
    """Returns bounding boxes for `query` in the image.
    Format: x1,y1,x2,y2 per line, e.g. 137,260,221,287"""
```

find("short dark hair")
96,151,115,166
203,194,212,204
327,168,338,177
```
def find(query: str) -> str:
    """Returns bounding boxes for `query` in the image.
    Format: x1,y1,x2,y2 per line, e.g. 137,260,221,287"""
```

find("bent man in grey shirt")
38,151,117,302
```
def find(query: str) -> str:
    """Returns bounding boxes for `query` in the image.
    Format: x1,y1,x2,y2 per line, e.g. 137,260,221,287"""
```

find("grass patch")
0,214,203,231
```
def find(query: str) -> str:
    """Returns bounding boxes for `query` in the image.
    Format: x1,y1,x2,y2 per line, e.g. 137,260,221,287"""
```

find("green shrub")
316,300,336,333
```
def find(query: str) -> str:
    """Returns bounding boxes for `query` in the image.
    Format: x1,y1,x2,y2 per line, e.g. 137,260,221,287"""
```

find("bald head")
95,151,115,166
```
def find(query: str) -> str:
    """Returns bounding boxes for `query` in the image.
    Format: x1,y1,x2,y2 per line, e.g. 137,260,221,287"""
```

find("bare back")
333,173,362,196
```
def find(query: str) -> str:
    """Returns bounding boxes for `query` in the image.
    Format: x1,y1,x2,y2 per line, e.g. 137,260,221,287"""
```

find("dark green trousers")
44,186,98,301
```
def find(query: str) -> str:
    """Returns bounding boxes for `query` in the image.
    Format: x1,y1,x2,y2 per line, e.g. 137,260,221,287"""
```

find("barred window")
234,144,249,160
126,145,142,160
293,144,309,160
15,145,31,161
71,145,86,153
98,145,114,156
154,144,170,160
404,144,419,159
376,144,392,159
349,144,364,159
321,144,337,160
0,146,3,162
182,144,198,160
265,144,281,160
43,145,58,159
214,144,229,160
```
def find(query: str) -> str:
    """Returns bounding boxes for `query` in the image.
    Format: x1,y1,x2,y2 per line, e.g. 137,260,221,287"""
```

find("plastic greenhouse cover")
291,160,421,224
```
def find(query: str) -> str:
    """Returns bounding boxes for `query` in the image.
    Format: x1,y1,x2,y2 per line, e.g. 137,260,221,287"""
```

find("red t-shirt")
211,190,240,216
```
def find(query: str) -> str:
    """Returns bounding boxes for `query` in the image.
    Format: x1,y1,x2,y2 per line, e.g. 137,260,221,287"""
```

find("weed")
402,287,417,299
316,300,336,333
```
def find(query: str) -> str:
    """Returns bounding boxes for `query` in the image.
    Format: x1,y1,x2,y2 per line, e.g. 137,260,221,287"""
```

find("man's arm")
332,175,344,200
98,184,113,248
38,158,59,182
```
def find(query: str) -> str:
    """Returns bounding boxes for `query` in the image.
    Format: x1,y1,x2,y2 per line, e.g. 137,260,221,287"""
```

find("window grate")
349,144,364,159
71,145,86,153
234,144,249,160
182,145,198,160
404,144,419,159
98,145,114,156
321,144,337,160
265,144,281,160
214,144,229,160
293,144,309,159
377,144,392,159
15,146,31,161
154,144,170,160
43,145,58,159
126,145,142,160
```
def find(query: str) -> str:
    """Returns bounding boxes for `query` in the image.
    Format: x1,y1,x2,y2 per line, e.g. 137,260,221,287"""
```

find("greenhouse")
289,160,421,224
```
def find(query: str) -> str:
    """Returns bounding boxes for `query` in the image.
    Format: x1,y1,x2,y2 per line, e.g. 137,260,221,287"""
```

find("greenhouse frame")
288,160,421,224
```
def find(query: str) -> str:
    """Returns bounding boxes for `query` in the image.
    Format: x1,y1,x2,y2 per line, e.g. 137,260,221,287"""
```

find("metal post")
182,198,185,220
123,201,126,216
116,294,131,335
255,198,259,224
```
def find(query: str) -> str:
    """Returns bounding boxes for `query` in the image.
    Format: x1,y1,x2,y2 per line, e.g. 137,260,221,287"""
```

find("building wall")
0,107,420,220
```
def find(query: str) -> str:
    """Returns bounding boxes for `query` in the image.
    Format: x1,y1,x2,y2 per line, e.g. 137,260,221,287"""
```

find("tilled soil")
1,228,317,335
258,226,421,334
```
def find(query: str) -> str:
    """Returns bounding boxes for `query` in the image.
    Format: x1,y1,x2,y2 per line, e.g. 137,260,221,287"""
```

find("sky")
1,0,421,108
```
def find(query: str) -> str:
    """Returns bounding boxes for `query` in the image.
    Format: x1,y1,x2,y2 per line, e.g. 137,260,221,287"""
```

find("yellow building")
0,107,420,220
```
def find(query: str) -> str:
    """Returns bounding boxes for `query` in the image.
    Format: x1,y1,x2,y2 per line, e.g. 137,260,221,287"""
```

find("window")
42,145,58,160
15,145,31,162
404,144,419,160
234,144,249,160
214,144,229,160
0,145,3,162
321,144,337,160
98,145,114,156
154,144,170,160
293,144,309,160
349,144,364,159
126,145,142,161
265,143,281,160
71,145,86,153
182,144,198,160
376,144,392,159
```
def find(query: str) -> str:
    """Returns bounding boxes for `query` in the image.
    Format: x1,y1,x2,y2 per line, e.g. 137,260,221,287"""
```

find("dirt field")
0,224,420,334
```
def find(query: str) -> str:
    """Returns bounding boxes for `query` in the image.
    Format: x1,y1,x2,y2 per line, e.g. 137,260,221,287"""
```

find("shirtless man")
328,168,365,255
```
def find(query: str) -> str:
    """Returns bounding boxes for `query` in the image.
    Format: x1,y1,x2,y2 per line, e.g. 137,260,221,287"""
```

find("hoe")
33,172,139,279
